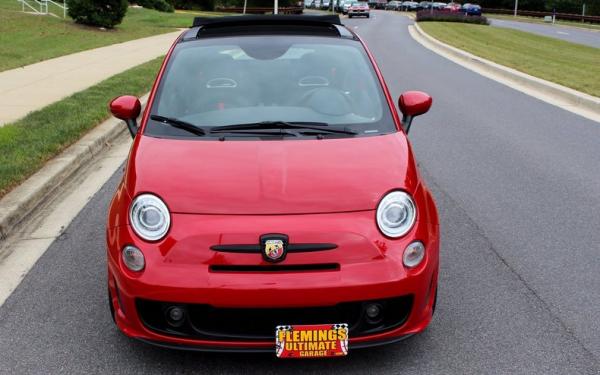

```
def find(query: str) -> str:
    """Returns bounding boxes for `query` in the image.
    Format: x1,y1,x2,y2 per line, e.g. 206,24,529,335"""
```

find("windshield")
146,36,395,139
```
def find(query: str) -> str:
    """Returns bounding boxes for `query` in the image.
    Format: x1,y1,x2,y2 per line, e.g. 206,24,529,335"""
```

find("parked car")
385,0,402,10
339,0,352,13
444,2,461,11
401,1,419,10
340,0,352,13
107,14,438,356
348,1,370,17
304,0,314,7
417,1,433,10
372,0,387,8
462,2,481,15
432,2,446,9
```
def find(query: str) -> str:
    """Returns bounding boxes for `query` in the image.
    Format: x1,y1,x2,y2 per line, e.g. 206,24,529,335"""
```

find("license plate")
275,324,349,358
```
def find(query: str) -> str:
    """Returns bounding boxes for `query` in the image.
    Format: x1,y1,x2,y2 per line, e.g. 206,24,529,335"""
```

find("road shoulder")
409,22,600,123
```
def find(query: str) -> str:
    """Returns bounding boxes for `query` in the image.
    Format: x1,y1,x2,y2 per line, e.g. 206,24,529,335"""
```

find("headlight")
129,194,170,241
376,191,417,238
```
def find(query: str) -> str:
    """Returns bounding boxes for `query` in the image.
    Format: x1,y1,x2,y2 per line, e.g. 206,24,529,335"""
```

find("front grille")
136,296,413,341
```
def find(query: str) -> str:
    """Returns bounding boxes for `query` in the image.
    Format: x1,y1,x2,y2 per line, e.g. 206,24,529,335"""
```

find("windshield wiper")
151,115,205,136
214,129,298,138
210,121,357,136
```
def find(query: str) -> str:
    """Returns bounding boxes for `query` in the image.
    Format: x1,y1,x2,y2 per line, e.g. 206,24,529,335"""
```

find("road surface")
0,10,599,374
490,18,600,48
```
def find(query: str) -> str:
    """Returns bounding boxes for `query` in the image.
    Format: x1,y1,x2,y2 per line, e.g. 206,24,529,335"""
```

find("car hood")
125,133,418,215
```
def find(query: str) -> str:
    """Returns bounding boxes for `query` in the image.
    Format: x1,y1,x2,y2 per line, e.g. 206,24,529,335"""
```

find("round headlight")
376,191,416,238
122,246,145,272
129,194,170,241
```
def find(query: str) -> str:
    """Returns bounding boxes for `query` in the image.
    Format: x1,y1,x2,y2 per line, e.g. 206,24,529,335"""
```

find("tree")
68,0,129,28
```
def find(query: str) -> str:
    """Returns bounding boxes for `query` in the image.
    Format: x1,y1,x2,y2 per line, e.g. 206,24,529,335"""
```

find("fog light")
122,246,145,272
403,241,425,268
366,303,381,318
166,306,185,327
365,303,384,324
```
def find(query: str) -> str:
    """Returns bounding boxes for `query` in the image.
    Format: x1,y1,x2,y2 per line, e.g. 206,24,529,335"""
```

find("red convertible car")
107,15,439,357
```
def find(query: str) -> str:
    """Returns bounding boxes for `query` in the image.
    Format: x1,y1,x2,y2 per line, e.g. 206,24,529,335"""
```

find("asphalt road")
1,10,599,374
489,18,600,48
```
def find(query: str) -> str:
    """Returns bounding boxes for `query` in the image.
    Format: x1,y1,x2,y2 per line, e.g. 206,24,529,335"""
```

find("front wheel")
432,286,438,316
348,14,352,18
108,288,116,324
366,14,370,17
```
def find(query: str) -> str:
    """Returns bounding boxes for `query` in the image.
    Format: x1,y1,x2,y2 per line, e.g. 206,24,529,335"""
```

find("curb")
410,22,600,121
0,94,148,240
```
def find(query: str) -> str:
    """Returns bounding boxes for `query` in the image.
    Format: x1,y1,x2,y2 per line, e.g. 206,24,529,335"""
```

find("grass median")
0,2,225,72
488,14,600,31
419,22,600,97
0,57,163,198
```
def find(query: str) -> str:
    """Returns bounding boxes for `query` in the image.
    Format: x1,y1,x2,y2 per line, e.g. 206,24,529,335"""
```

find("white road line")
0,135,130,307
557,31,570,35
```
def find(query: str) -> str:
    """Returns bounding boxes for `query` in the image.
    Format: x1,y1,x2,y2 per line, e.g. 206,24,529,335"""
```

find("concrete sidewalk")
0,30,181,126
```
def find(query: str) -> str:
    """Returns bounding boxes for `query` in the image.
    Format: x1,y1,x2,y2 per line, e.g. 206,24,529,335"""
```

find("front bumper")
107,206,439,351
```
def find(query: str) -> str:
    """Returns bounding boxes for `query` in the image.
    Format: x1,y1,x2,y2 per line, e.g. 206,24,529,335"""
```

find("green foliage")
167,0,296,11
136,0,175,12
417,11,490,24
168,0,216,10
68,0,129,28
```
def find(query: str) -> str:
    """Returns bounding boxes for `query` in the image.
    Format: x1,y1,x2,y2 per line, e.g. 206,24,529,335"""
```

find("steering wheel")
297,87,355,116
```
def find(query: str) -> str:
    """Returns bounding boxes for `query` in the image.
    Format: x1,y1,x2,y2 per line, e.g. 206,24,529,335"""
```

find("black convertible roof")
192,14,342,27
181,14,354,40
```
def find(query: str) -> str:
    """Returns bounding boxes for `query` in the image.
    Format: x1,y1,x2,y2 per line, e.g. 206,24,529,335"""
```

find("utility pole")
274,0,279,14
243,0,247,14
513,0,518,16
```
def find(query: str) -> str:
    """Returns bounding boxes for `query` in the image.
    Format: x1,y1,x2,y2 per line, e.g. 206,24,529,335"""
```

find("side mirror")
398,91,432,134
109,95,141,138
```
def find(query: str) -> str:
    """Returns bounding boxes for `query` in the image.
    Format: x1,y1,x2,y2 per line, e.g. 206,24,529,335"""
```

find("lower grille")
209,263,339,273
136,296,413,341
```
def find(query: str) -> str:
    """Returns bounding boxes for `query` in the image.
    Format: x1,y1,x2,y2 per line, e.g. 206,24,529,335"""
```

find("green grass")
419,22,600,97
0,57,163,197
489,14,600,31
0,1,225,71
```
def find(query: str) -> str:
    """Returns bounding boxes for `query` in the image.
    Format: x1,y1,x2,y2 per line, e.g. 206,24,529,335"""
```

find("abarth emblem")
265,240,284,261
260,234,289,263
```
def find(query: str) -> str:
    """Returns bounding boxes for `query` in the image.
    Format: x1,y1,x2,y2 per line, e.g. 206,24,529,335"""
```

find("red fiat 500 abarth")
107,15,439,356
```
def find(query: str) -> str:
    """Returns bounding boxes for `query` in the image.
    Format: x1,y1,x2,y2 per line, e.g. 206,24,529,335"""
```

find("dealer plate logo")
275,323,349,358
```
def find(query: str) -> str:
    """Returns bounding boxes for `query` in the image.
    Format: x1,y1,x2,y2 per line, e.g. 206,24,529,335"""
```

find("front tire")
432,286,438,316
108,288,116,324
